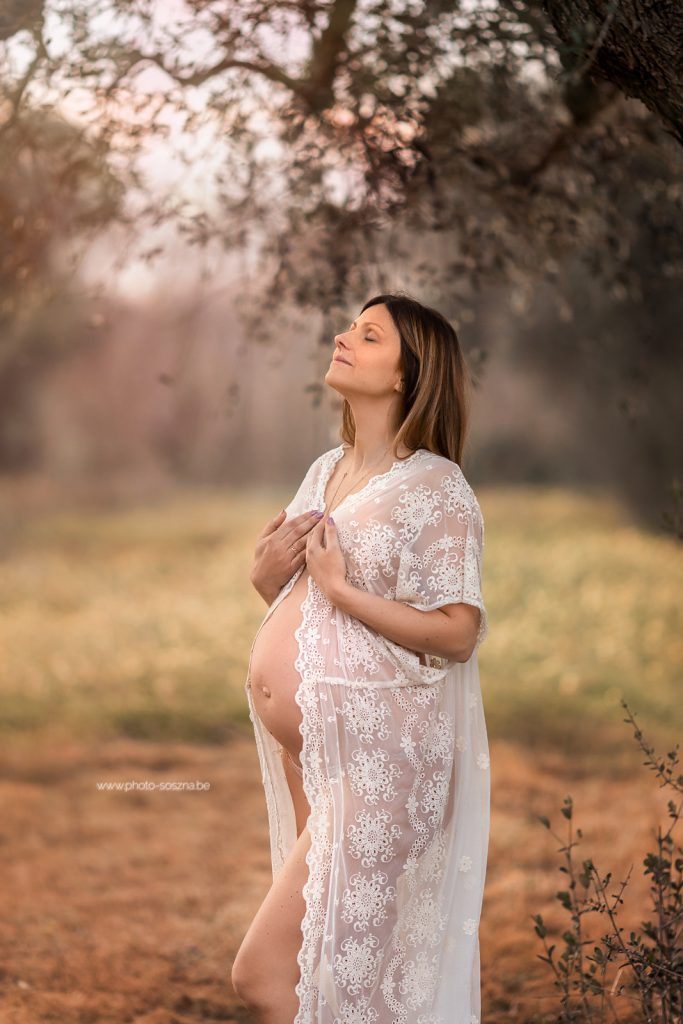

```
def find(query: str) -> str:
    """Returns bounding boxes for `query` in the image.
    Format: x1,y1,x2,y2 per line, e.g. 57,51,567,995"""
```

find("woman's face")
325,303,403,399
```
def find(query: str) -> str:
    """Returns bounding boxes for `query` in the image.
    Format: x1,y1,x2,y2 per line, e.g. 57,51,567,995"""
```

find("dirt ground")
0,729,668,1024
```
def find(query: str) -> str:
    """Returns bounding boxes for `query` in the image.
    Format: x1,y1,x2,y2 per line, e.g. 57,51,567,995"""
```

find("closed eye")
348,320,377,341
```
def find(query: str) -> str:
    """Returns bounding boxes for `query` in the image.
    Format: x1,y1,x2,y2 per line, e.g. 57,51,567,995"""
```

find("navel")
260,685,272,698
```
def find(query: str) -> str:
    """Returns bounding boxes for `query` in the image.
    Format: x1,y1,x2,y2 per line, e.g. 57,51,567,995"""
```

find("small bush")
533,699,682,1024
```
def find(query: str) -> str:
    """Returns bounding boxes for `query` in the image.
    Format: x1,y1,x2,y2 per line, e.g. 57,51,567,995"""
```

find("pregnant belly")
249,568,311,757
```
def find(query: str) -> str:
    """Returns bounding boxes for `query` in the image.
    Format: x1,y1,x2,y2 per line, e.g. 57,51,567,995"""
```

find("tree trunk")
543,0,683,145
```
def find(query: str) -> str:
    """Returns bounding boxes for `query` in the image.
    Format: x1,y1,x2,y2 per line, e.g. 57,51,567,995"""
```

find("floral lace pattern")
245,444,490,1023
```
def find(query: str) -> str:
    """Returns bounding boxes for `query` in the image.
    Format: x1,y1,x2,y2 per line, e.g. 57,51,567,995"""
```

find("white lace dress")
244,444,490,1024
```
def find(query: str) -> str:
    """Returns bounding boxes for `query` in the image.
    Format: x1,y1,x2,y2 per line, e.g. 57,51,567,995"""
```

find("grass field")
0,479,680,757
0,477,680,1023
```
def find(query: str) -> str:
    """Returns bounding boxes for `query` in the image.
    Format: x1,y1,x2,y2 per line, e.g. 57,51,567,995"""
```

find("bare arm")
328,579,481,663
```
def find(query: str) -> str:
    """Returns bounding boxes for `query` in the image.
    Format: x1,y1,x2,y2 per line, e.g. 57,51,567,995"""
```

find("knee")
231,948,268,1012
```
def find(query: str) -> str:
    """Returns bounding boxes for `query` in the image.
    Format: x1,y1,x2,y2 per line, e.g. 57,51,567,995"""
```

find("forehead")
356,303,395,334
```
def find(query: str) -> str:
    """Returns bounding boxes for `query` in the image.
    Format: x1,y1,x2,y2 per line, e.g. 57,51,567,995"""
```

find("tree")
543,0,683,147
1,2,681,528
0,109,123,466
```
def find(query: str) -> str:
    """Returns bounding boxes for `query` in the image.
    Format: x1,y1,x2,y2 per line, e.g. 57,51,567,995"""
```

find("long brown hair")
339,292,472,466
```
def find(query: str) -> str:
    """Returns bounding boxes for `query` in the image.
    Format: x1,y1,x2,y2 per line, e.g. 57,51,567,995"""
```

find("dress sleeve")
394,466,489,650
283,453,324,519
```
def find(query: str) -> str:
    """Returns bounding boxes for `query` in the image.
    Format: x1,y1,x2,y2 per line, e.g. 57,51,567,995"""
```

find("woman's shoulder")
298,444,344,485
310,443,344,472
412,449,482,515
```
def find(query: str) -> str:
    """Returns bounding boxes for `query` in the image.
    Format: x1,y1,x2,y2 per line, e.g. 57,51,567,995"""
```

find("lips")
333,356,351,365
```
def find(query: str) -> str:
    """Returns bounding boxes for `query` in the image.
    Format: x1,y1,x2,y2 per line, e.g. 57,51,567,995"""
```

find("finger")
284,510,324,541
324,515,337,542
261,508,287,537
294,509,321,525
315,514,330,548
288,532,308,559
307,517,324,549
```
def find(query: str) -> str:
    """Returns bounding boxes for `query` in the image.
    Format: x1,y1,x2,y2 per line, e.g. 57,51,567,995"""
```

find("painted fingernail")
327,516,335,524
313,510,325,518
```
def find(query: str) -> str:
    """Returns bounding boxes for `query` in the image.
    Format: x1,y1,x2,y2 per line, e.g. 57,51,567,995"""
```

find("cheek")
356,351,396,390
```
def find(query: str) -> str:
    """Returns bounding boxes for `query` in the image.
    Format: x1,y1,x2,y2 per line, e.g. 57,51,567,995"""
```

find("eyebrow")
351,320,385,334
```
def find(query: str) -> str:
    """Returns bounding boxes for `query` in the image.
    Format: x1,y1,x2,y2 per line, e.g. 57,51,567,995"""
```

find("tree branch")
111,0,358,113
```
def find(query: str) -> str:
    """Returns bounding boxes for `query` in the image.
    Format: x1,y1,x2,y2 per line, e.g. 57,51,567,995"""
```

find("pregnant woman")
232,292,490,1024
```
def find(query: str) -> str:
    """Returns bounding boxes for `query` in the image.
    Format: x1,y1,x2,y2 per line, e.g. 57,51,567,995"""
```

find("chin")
325,377,346,398
325,365,342,380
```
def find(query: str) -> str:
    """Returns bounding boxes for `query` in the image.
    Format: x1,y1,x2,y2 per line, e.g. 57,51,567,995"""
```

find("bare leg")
281,745,311,838
231,825,311,1023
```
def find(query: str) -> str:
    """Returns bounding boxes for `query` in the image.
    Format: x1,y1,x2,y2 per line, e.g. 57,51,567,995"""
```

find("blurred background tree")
0,0,680,530
0,109,123,467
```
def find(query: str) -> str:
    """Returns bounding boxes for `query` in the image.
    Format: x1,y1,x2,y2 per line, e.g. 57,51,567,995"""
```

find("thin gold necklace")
324,443,393,517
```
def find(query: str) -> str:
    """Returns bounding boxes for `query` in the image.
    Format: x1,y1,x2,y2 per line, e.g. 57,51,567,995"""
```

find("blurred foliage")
2,1,681,313
0,109,124,466
0,1,681,528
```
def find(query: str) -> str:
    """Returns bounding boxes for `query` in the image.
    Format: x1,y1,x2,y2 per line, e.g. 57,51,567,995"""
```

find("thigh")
234,824,312,993
281,746,311,837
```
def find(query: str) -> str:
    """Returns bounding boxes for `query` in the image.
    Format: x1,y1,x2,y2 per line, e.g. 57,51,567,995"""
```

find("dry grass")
0,479,679,753
0,478,680,1022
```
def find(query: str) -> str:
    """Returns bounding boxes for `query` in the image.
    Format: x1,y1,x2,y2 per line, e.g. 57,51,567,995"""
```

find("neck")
344,395,410,466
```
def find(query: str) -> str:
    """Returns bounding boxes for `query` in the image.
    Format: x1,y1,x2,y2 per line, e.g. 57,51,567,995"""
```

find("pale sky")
3,1,290,298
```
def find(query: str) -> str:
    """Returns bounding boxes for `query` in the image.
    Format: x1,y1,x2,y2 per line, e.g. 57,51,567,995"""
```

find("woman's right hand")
250,508,325,605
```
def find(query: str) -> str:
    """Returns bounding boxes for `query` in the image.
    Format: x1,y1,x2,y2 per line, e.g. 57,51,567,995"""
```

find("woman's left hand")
306,516,348,602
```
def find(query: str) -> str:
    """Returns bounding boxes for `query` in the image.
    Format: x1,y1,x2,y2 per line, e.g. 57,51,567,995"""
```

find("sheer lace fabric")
245,445,490,1024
